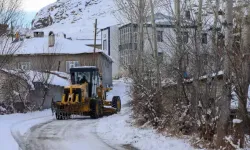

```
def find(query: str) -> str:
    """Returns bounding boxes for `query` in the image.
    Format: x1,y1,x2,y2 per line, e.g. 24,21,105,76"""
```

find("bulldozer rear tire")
99,100,104,117
112,96,121,113
90,100,100,119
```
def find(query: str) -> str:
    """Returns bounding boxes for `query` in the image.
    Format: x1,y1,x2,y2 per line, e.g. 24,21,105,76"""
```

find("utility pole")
11,21,13,42
149,0,161,90
93,19,97,66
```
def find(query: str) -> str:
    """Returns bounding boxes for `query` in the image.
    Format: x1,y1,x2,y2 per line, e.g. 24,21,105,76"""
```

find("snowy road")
11,79,131,150
2,79,195,150
23,118,118,150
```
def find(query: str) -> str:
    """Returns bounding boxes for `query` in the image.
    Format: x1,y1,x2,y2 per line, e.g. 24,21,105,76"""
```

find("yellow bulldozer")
51,66,121,120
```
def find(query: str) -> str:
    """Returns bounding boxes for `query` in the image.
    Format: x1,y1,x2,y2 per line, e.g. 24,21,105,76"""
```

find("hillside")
31,0,119,39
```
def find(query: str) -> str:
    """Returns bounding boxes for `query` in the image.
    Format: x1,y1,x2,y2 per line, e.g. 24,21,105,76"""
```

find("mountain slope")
32,0,118,39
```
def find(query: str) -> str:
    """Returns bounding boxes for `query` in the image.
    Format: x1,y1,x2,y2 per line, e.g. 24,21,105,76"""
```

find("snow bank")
0,110,52,150
97,79,195,150
97,108,195,150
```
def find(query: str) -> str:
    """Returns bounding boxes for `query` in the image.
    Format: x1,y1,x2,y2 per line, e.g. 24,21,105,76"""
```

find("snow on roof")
14,37,113,62
1,69,70,88
16,37,100,54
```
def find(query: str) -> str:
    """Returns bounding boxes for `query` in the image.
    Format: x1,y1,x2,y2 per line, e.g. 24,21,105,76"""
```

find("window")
157,31,163,42
181,32,189,43
134,33,137,43
134,43,137,50
185,11,191,20
18,62,31,70
158,52,163,62
48,31,55,47
202,33,207,44
66,61,80,72
71,71,90,85
103,40,107,50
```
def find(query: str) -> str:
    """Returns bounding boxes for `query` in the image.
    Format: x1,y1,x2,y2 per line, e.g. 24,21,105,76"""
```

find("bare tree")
37,43,60,110
0,0,23,69
216,0,233,148
149,0,161,90
115,0,250,148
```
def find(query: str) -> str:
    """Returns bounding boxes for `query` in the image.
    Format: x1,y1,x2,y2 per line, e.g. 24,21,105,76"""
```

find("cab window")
71,72,91,84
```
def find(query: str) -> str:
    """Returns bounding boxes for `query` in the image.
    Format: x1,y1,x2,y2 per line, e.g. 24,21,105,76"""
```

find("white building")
101,25,120,78
101,13,208,77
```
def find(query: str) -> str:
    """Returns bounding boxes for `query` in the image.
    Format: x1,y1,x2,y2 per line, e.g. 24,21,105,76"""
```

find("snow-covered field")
0,79,196,150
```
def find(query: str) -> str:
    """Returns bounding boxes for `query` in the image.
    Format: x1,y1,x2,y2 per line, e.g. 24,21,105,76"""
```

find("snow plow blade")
51,100,121,120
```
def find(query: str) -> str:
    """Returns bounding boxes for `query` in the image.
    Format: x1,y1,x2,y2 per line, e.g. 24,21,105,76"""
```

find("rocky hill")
31,0,118,39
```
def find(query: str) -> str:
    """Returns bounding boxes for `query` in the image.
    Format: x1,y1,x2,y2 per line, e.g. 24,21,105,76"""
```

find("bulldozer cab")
70,66,101,97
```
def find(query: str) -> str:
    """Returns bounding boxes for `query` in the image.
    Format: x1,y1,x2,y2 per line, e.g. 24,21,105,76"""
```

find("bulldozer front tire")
56,112,62,120
90,100,100,119
112,96,121,113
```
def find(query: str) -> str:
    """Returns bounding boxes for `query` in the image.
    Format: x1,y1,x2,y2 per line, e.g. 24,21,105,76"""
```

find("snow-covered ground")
0,79,196,150
97,79,196,150
0,110,53,150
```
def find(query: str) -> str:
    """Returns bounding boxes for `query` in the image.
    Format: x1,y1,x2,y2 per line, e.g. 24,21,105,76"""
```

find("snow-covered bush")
0,70,34,113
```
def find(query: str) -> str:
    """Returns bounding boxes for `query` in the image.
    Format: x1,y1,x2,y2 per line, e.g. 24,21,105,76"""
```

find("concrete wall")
29,83,64,109
110,26,120,78
97,54,113,87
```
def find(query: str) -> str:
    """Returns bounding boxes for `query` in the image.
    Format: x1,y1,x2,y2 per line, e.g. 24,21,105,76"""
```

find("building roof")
14,36,113,62
16,37,97,54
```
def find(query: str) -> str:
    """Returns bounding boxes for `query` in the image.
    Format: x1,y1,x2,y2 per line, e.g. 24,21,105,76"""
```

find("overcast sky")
23,0,56,12
23,0,56,25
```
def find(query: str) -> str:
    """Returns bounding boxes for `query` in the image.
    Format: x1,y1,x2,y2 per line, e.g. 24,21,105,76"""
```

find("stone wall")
162,75,224,108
